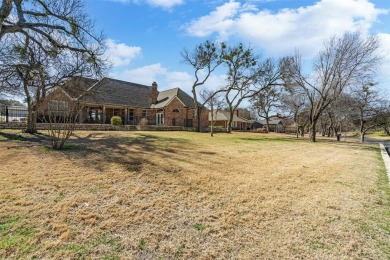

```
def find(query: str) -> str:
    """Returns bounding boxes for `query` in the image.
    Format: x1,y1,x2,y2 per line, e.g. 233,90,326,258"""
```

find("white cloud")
377,33,390,89
186,0,241,38
109,0,183,9
105,39,142,67
145,0,184,9
185,0,388,57
115,63,168,86
110,63,227,95
111,63,193,92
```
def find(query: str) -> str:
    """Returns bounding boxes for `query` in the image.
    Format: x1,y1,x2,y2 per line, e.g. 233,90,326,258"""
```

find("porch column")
163,108,165,126
102,105,106,124
78,103,83,123
124,108,128,125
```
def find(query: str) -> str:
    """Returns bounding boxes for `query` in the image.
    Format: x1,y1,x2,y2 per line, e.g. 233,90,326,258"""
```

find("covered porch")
79,104,157,125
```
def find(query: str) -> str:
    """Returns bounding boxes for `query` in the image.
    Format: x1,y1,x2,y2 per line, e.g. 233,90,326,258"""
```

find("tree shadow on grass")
53,132,194,174
0,131,48,144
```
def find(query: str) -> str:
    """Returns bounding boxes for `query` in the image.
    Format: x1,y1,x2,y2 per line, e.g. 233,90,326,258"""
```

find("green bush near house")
110,116,122,126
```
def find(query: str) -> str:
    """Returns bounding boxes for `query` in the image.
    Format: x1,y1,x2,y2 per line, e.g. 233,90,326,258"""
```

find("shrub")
139,118,148,126
111,116,122,126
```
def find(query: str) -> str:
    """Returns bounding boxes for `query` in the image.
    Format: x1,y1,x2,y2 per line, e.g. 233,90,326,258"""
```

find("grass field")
368,131,390,141
0,130,390,259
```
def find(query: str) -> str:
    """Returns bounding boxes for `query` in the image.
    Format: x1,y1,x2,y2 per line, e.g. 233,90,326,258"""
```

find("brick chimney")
151,81,159,104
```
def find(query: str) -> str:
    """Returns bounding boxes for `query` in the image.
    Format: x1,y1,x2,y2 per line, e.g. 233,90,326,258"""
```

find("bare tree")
181,40,225,131
280,85,309,137
0,36,103,133
0,0,107,133
221,43,282,133
200,89,224,137
283,32,381,142
348,82,385,143
377,107,390,136
318,94,353,138
40,100,79,149
250,85,283,132
0,0,106,72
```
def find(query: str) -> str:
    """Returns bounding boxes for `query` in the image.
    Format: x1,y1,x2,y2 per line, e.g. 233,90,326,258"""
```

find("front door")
156,112,164,125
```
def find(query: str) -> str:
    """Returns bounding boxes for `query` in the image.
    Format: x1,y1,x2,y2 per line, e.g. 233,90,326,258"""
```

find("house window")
142,109,148,117
156,112,164,125
113,109,121,116
49,100,69,111
49,100,58,111
172,109,179,113
87,108,102,123
58,101,69,111
128,109,134,121
172,118,176,126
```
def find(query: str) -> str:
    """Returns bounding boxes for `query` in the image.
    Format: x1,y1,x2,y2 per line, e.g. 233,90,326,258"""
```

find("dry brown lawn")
0,130,390,259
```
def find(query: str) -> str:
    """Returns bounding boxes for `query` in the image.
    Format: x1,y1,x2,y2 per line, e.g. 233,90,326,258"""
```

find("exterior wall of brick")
164,97,190,126
161,97,209,127
198,108,209,128
39,88,75,110
38,88,76,116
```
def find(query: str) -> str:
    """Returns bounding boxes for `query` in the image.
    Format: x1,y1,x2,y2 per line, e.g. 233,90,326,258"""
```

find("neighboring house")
209,110,252,130
39,77,209,127
257,119,285,132
0,104,28,123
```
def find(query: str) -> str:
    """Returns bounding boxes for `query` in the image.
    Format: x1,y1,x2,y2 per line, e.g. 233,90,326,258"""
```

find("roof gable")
152,88,195,109
61,76,99,99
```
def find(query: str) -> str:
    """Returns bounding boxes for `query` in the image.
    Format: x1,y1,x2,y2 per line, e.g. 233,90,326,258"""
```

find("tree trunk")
197,107,202,132
309,121,317,142
23,81,38,134
266,118,270,133
25,102,38,134
321,121,326,136
227,111,233,133
296,125,299,138
334,127,338,136
210,111,214,137
192,87,200,132
327,126,331,137
360,132,365,143
359,112,365,143
300,127,305,137
384,126,390,136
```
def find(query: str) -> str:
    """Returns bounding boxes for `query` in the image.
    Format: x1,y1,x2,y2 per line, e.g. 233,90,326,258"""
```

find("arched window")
172,109,179,113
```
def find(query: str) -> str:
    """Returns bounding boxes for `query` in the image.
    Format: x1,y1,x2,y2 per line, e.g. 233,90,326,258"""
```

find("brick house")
40,77,209,128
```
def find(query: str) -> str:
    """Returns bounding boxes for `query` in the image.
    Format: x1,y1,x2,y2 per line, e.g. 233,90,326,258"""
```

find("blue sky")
85,0,390,95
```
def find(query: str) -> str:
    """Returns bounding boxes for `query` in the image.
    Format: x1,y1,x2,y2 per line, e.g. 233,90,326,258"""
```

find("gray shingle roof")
177,88,196,108
68,77,197,109
209,110,251,122
79,78,152,107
